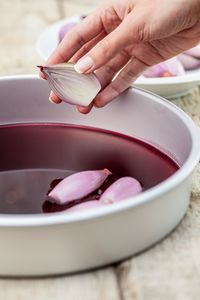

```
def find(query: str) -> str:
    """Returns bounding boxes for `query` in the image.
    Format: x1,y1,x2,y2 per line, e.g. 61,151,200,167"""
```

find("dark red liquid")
0,124,179,214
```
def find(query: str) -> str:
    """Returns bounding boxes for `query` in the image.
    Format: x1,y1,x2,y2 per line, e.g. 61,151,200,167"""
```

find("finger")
95,50,130,88
76,103,93,114
76,51,130,114
71,30,106,63
94,58,147,107
70,8,123,64
49,91,62,104
47,49,128,108
39,71,46,80
46,12,103,66
39,27,105,82
74,16,135,74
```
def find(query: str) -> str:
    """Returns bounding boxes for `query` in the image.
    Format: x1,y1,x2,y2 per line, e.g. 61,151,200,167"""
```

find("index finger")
46,11,104,66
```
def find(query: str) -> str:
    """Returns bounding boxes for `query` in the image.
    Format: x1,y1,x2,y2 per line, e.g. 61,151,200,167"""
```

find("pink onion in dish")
185,44,200,58
100,177,142,204
48,169,111,205
66,200,104,212
38,63,101,107
178,53,200,70
59,22,77,42
143,57,185,78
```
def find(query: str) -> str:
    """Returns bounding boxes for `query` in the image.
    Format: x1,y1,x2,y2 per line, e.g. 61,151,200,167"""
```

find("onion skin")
143,57,185,78
59,22,77,42
65,200,104,213
100,177,142,204
48,169,111,205
178,53,200,70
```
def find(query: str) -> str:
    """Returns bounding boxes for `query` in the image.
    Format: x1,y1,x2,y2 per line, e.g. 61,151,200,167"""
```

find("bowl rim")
135,71,200,85
0,74,199,227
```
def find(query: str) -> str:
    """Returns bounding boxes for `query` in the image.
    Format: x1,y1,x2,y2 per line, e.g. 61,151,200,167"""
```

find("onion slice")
38,63,101,107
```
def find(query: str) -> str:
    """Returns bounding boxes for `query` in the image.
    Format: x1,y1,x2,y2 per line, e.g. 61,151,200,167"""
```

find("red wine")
0,123,179,214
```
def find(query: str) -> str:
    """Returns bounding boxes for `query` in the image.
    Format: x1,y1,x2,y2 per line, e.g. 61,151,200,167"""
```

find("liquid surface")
0,124,179,214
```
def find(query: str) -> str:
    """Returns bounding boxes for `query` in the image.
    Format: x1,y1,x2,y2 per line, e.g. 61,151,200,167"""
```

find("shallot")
39,63,101,107
100,177,142,204
178,53,200,70
48,169,111,205
66,200,104,212
143,57,185,78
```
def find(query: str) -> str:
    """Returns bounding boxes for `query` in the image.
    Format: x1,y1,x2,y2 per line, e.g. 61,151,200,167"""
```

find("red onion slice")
39,63,101,107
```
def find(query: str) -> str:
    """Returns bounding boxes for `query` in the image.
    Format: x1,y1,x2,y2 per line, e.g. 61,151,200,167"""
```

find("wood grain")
0,268,121,300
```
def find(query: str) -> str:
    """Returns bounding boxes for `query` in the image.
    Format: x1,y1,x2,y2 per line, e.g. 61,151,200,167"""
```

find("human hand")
43,0,200,113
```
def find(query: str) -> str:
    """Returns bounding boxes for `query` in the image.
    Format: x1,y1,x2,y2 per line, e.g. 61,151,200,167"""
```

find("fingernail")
49,96,57,104
74,57,94,73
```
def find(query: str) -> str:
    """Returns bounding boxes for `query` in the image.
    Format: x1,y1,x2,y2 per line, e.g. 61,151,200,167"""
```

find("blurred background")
0,0,100,75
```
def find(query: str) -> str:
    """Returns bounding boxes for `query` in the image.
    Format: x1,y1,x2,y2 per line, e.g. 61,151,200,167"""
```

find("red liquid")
0,124,179,214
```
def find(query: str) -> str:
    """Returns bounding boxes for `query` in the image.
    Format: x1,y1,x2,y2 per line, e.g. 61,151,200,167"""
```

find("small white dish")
36,16,200,99
134,69,200,99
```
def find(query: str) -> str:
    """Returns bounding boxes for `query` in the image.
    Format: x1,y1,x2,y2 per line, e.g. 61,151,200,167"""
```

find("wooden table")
0,1,200,299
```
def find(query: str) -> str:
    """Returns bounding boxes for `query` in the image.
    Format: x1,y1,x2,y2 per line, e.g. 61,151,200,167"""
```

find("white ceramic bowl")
36,16,200,99
135,70,200,99
0,75,200,276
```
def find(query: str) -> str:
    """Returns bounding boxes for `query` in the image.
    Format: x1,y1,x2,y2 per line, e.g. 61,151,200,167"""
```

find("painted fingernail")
74,57,94,73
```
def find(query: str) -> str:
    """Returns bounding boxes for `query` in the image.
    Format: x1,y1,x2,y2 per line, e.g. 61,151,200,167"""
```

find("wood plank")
118,195,200,300
0,268,121,300
0,0,60,75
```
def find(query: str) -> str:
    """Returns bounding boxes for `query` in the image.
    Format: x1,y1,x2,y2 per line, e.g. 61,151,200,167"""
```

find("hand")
44,0,200,113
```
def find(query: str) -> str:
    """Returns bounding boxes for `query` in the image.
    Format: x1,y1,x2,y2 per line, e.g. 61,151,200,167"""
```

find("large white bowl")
0,75,200,276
